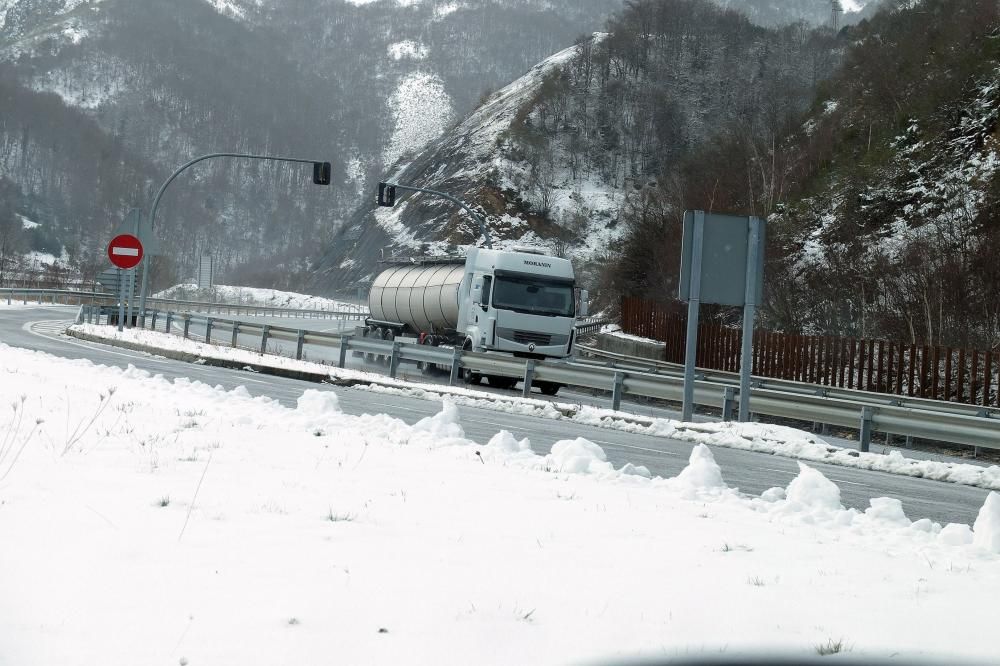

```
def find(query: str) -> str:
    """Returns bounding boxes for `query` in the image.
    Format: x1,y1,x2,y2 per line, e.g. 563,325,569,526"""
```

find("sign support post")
117,268,127,333
126,211,140,328
738,216,762,422
681,211,705,422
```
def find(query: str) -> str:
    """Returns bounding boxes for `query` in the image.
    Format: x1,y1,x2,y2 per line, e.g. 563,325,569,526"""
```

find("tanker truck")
361,247,585,395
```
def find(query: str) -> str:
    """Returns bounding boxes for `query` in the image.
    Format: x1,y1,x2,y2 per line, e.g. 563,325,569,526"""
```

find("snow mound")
785,463,843,512
296,389,341,415
412,400,465,442
545,438,613,475
863,497,910,527
939,523,974,546
761,487,786,502
972,491,1000,554
486,430,532,455
619,462,652,478
672,444,726,492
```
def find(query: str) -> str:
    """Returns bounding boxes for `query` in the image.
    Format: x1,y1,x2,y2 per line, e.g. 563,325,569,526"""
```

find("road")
1,305,991,525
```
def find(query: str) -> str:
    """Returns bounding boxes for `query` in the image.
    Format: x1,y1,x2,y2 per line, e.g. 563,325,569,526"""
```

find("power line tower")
831,0,843,32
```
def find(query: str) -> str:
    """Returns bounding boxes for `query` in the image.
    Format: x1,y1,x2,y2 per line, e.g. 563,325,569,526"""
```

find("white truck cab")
458,247,579,359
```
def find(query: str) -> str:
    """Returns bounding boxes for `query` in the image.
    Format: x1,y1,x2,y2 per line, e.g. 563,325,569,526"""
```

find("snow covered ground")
69,324,1000,492
1,342,999,665
153,283,363,311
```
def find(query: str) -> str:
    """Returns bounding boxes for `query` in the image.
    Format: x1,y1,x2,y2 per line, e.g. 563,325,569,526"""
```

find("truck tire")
486,376,517,390
363,326,378,363
461,339,481,385
462,367,482,385
379,328,394,366
537,381,560,396
419,336,438,376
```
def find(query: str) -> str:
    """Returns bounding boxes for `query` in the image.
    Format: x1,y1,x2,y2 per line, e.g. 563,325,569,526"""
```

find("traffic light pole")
137,153,330,326
381,182,493,249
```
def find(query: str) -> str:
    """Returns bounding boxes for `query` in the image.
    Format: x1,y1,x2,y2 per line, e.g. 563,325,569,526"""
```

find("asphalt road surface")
1,305,991,526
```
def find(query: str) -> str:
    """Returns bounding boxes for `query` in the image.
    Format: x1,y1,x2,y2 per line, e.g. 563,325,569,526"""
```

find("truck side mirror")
578,289,589,317
472,276,484,305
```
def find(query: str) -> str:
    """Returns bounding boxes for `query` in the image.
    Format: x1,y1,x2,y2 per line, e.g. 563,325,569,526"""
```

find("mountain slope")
0,0,623,288
765,0,1000,348
601,0,1000,351
308,0,843,292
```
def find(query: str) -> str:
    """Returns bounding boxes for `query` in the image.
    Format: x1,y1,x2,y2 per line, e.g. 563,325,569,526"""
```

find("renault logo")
528,343,536,352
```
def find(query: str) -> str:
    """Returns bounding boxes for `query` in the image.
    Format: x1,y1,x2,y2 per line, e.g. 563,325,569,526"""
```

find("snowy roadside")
69,323,1000,493
1,342,999,665
153,283,362,311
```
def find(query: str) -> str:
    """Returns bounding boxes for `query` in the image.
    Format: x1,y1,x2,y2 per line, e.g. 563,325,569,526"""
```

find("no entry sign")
107,234,144,270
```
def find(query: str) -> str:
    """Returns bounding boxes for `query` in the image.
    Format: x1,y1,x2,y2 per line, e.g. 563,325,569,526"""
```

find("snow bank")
669,443,727,494
2,343,1000,664
973,492,1000,553
412,399,466,445
70,323,1000,494
486,430,532,455
545,437,613,475
152,283,361,311
786,463,843,512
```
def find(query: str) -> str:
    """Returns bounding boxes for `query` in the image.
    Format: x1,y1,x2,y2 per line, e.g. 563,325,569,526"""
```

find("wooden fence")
620,296,998,407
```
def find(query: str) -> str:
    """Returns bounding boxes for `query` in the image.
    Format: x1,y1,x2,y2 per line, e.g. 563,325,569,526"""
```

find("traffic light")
377,182,396,207
313,161,332,185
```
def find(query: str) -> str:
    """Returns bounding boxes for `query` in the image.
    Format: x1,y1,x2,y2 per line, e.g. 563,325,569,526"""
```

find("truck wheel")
379,329,394,366
460,340,480,384
364,326,379,363
419,336,437,375
487,376,516,390
537,381,560,396
353,326,368,358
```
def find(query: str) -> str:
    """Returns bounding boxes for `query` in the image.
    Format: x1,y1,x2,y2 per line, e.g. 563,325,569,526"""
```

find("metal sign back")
679,211,765,306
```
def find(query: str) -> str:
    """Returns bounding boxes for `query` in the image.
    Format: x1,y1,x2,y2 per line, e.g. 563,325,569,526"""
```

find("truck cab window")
493,275,574,317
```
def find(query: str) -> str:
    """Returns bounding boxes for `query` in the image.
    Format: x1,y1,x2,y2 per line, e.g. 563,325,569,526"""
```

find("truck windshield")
492,275,575,317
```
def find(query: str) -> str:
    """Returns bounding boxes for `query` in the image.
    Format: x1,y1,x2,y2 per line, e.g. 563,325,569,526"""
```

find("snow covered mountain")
0,0,873,291
308,0,844,292
0,0,622,288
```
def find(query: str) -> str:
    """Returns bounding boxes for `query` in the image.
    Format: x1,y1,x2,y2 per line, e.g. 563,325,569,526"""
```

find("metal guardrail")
574,344,1000,421
77,304,1000,455
1,288,368,320
574,317,614,336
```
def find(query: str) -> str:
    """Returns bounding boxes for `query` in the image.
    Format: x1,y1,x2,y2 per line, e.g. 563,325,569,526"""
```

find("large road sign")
108,234,144,270
679,211,765,306
677,210,766,423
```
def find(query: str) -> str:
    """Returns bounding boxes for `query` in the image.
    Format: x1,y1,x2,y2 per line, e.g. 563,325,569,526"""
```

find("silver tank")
368,263,465,333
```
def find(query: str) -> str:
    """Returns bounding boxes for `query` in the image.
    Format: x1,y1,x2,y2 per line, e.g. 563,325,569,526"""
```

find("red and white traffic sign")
107,234,144,270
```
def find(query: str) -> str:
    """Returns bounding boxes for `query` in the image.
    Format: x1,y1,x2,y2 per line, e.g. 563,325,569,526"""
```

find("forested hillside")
0,0,621,289
607,0,1000,351
310,0,843,290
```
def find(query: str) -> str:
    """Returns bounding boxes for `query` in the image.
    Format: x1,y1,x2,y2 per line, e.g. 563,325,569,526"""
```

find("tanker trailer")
361,247,585,395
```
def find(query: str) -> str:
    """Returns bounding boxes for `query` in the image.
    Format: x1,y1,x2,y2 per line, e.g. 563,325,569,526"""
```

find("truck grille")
512,330,552,346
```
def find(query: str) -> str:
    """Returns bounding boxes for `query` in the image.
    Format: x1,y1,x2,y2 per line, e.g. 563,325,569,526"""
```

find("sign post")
739,217,763,421
108,234,144,333
679,211,765,423
681,211,705,422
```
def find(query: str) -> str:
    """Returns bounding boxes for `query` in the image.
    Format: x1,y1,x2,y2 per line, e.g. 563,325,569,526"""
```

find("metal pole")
681,211,705,422
138,152,327,326
117,268,126,333
387,182,493,248
739,216,762,422
127,209,139,328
